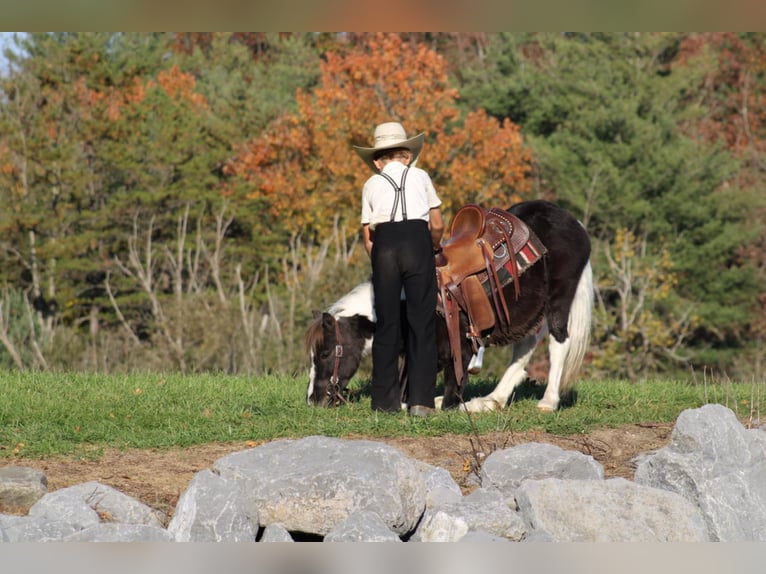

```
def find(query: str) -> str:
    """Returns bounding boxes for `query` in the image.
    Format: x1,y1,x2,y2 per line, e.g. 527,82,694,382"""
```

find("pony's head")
305,311,374,406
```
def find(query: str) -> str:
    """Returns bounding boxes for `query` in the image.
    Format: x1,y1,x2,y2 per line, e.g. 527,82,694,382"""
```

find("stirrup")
467,345,485,375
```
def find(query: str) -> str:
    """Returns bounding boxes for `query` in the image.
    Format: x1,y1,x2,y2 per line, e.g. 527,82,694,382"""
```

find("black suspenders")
379,167,410,223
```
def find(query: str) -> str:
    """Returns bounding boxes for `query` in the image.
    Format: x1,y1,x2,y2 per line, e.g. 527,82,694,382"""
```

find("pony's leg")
537,335,567,411
437,357,465,410
461,333,539,412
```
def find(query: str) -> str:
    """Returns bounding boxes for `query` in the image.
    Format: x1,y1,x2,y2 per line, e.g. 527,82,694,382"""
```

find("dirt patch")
1,423,673,522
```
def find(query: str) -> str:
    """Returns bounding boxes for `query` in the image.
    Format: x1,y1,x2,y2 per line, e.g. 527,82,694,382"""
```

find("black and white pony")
305,200,593,412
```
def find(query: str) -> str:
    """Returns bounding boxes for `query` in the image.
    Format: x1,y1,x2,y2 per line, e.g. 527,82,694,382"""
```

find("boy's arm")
363,223,373,258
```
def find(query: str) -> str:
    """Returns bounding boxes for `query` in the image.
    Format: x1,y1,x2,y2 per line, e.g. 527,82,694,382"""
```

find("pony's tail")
560,259,593,393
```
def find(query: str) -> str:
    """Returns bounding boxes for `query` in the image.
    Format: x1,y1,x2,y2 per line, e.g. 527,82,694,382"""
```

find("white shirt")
360,161,441,230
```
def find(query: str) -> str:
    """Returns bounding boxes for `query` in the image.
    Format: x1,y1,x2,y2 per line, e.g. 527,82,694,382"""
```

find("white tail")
560,259,593,392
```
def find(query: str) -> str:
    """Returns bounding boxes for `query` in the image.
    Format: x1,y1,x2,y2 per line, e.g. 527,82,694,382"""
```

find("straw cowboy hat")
353,122,425,173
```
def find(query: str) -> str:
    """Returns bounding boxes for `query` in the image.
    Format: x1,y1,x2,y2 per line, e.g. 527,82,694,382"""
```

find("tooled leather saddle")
435,204,546,385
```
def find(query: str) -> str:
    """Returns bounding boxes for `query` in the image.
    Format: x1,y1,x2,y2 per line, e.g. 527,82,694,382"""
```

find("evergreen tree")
455,32,760,372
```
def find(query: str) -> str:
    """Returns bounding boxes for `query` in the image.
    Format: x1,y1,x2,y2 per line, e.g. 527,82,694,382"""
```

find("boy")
354,122,444,416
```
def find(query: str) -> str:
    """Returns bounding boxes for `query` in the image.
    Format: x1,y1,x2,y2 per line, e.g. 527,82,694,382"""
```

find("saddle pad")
479,228,546,298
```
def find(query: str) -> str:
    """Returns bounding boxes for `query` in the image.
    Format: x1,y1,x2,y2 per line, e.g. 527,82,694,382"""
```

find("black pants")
370,220,438,412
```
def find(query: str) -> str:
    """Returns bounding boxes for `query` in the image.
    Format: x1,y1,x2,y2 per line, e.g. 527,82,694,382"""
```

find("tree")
676,33,766,374
0,32,331,373
453,32,760,374
593,228,698,380
225,33,533,246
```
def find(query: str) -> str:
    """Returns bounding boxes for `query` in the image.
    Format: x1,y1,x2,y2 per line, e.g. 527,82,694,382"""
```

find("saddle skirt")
436,204,546,385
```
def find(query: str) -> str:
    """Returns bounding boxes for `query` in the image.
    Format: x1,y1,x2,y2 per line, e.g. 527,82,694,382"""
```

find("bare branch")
0,299,25,371
104,271,141,345
23,294,49,370
209,206,234,304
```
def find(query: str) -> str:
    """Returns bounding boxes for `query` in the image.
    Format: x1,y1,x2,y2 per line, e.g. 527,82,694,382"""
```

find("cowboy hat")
353,122,425,173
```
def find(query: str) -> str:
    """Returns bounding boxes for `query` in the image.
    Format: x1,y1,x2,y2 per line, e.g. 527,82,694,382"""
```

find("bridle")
326,316,347,406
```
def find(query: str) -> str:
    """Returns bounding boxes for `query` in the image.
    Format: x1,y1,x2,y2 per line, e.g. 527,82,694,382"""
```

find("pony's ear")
321,312,336,330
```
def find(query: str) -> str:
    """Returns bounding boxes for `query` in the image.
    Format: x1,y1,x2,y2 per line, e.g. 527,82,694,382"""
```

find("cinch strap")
379,167,410,223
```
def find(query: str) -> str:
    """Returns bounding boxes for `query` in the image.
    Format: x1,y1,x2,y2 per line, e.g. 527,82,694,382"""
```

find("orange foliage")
156,67,208,109
75,66,206,123
678,33,766,159
0,143,15,176
227,33,532,241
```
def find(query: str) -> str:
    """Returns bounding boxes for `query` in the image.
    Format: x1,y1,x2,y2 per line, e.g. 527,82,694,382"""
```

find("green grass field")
0,371,762,458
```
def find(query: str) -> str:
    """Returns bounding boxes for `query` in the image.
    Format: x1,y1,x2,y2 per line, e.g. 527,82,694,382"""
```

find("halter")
327,316,347,406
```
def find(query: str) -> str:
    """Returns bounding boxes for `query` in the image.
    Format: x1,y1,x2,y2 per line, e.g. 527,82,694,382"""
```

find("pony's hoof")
434,396,444,409
536,399,559,412
462,397,502,413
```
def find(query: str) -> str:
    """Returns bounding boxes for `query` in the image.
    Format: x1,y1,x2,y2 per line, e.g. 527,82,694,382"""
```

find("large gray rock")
167,469,258,542
28,481,164,531
63,523,173,542
419,463,462,507
634,404,766,542
0,515,78,542
480,442,604,495
259,523,294,542
324,510,401,542
748,427,766,457
413,488,526,542
213,436,426,537
515,477,709,542
0,466,47,512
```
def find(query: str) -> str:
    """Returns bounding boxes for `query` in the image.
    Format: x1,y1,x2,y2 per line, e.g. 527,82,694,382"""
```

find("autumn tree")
0,32,326,372
225,33,533,249
676,33,766,374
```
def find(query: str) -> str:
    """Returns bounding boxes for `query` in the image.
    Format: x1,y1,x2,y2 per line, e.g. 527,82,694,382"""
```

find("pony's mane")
304,315,324,353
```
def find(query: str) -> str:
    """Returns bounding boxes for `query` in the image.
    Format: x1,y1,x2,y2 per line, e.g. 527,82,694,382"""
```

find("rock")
167,469,258,542
634,403,766,542
515,477,709,542
413,488,526,542
419,463,462,507
748,427,766,457
480,442,604,496
0,466,47,512
0,515,78,542
28,481,165,530
213,436,426,537
324,510,401,542
259,523,294,542
458,530,509,542
4,404,764,543
63,523,173,542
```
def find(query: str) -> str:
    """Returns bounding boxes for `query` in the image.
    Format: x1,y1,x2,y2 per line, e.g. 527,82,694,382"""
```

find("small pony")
305,200,593,412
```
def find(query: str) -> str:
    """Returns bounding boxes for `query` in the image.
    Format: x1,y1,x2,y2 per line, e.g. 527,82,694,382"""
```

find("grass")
0,371,763,459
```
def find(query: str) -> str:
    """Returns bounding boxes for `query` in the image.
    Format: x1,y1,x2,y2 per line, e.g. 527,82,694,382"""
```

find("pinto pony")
305,200,593,412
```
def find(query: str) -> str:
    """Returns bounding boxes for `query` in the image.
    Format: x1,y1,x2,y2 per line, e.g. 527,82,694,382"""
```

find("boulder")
28,481,164,530
168,469,258,542
515,477,709,542
213,436,426,537
324,510,401,542
0,515,78,542
480,442,604,496
634,403,766,541
0,466,47,512
413,488,526,542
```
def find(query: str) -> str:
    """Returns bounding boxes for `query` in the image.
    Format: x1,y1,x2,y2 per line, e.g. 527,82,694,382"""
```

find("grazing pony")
305,200,593,412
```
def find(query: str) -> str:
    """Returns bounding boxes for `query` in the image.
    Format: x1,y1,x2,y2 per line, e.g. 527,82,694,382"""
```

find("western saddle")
436,204,546,385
